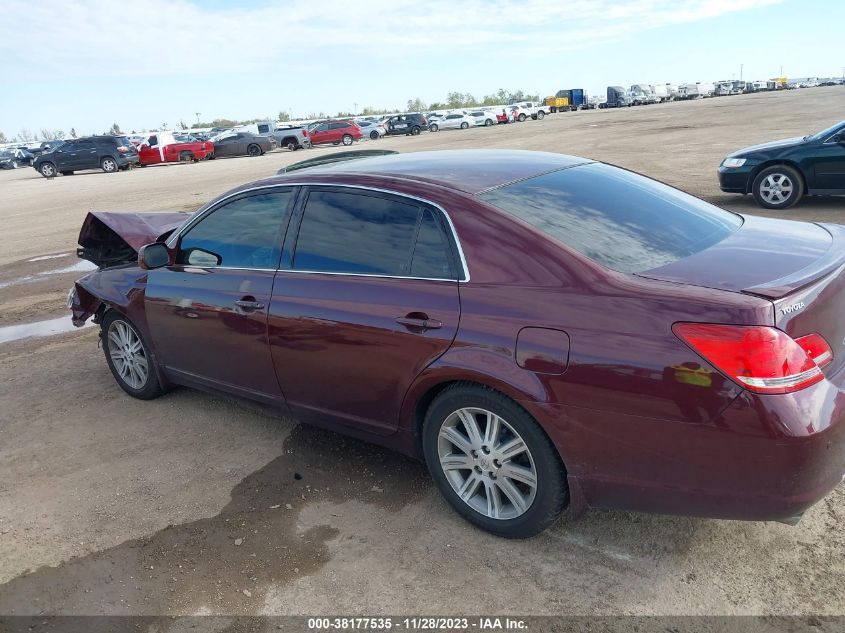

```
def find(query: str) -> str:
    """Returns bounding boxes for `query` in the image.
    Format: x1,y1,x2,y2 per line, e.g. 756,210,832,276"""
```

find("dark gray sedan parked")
209,131,276,158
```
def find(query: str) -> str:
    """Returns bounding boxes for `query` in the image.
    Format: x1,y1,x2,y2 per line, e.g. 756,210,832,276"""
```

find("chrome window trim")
169,182,470,282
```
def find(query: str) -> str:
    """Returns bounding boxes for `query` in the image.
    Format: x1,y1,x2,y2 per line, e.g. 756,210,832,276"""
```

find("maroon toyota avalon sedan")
69,149,845,538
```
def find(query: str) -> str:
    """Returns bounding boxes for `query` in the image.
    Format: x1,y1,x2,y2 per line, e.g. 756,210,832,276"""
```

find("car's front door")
49,140,78,170
145,188,296,403
268,186,463,435
308,123,329,145
810,131,845,190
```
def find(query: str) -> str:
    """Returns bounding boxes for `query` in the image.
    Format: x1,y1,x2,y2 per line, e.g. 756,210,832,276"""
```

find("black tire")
485,119,493,126
536,110,545,120
369,130,379,140
60,170,73,176
411,126,421,135
751,164,804,210
460,122,469,129
247,144,262,157
40,162,57,178
429,123,439,132
422,383,568,538
101,311,165,400
341,134,353,146
207,153,215,160
518,113,527,122
179,151,195,162
285,141,297,151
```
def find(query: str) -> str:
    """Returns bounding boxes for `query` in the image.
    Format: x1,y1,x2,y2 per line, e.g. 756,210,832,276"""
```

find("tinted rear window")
477,163,742,273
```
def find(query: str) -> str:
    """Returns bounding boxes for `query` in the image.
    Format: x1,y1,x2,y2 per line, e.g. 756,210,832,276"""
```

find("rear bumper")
718,165,753,193
527,365,845,522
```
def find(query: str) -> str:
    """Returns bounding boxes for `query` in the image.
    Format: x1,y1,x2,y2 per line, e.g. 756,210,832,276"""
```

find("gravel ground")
0,86,843,617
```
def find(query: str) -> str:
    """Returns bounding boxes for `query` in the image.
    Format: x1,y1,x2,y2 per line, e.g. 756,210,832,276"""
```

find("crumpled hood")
77,211,192,268
729,136,806,157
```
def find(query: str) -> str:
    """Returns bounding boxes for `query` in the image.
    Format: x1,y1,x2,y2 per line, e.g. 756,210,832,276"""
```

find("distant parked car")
356,120,387,140
137,133,214,165
307,120,363,146
509,105,530,122
495,108,511,124
384,114,428,136
32,135,138,178
209,131,275,157
11,147,35,165
468,110,497,127
718,120,845,209
428,113,475,132
0,149,20,169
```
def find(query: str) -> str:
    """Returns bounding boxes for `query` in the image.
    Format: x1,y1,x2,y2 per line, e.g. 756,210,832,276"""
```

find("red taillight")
673,323,828,394
795,333,833,367
303,130,308,137
117,145,128,153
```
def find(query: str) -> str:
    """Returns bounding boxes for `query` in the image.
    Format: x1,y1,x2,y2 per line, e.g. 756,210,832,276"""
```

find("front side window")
478,163,742,273
177,190,293,269
292,190,456,279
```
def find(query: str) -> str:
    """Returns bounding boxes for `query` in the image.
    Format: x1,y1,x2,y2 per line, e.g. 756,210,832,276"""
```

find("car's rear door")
145,187,296,404
74,139,98,169
268,186,463,435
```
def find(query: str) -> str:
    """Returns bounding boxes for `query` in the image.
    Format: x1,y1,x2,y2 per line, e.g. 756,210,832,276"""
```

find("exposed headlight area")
722,157,747,168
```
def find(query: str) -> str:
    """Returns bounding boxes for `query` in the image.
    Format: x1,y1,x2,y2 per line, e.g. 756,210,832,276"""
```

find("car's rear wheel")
341,134,353,146
101,157,118,173
429,123,439,132
179,151,195,162
537,111,545,120
101,311,164,400
247,144,262,157
286,141,297,151
752,165,803,210
40,162,57,178
411,126,421,135
370,130,379,140
422,384,568,538
460,122,469,129
518,113,527,122
485,119,493,126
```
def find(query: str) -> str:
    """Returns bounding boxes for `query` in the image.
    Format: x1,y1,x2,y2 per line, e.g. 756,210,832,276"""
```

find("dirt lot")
1,87,844,618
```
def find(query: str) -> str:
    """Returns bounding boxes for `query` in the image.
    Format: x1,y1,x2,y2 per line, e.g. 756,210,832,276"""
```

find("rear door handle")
235,298,265,311
395,313,442,331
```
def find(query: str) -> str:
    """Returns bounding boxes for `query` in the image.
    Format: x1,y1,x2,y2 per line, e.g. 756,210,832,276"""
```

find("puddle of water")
27,253,71,262
0,316,93,344
39,260,97,275
0,260,97,290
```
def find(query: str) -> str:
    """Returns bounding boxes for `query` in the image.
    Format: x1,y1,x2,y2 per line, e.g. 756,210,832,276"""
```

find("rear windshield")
477,163,742,273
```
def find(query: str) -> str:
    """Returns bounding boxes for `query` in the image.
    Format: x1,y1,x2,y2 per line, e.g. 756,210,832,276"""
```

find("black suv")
384,113,428,136
33,135,139,178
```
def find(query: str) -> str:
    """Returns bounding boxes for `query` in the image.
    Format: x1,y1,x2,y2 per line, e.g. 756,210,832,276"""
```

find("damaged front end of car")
68,210,191,326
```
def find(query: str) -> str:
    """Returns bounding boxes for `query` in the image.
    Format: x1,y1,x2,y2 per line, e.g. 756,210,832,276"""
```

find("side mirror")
138,242,171,270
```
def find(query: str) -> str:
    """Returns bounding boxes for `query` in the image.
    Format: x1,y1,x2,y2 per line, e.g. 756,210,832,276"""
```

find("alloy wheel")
438,407,537,520
107,320,149,390
102,158,117,172
41,163,56,177
760,173,794,205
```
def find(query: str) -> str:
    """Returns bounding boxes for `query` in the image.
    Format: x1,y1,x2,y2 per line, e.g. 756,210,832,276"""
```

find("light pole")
740,64,743,82
195,112,201,124
353,102,358,116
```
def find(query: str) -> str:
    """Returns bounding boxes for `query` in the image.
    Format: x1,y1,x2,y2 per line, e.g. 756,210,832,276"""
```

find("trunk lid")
77,211,191,268
641,215,845,376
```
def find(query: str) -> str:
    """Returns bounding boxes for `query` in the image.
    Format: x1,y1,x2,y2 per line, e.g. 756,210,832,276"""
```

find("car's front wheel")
423,384,568,538
102,311,164,400
39,162,57,178
752,164,804,210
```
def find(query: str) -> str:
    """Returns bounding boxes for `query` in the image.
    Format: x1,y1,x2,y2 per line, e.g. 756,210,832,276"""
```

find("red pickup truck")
136,133,214,165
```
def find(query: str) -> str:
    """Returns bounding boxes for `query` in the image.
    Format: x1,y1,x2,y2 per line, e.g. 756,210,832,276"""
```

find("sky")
0,0,842,137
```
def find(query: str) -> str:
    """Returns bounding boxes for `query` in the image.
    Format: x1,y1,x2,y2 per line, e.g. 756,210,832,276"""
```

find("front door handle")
395,313,442,331
235,297,265,311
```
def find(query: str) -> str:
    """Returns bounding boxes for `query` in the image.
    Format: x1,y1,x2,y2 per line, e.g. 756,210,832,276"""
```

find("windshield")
478,163,743,273
807,121,845,141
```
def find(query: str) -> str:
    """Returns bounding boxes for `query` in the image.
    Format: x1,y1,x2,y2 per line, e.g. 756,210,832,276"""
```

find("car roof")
268,150,591,195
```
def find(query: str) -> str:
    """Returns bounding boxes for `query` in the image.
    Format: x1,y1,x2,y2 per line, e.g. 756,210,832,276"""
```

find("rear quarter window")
478,163,742,273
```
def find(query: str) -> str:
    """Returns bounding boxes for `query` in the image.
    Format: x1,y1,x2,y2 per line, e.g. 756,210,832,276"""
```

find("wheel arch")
747,159,808,194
